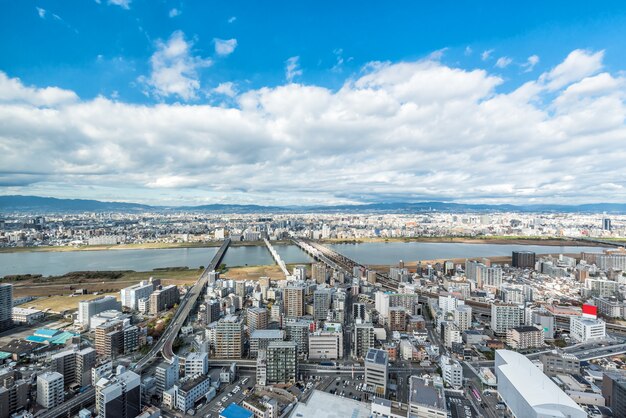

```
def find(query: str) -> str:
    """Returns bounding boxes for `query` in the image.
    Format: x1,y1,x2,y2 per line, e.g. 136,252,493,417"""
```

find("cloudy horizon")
2,2,626,206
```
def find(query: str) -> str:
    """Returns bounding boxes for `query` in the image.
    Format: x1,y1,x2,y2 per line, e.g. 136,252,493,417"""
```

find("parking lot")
195,373,256,418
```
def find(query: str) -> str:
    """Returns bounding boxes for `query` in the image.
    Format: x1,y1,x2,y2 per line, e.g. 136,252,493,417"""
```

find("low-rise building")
506,326,544,349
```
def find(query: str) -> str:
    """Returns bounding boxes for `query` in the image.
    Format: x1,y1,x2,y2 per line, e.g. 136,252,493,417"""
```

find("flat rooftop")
408,376,445,410
365,348,388,365
290,390,370,418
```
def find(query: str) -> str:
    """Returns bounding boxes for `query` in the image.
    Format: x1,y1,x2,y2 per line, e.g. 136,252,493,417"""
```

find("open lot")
21,292,119,313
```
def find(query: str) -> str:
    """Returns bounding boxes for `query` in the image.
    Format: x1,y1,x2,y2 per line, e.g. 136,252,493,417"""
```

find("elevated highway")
135,239,231,371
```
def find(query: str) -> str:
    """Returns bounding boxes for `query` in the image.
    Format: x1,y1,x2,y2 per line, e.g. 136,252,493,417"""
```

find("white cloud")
523,54,540,72
36,7,46,18
2,48,626,205
481,49,494,61
228,16,237,23
168,8,181,18
541,49,604,90
428,48,448,61
495,57,512,68
108,0,131,9
464,46,472,56
139,30,212,101
212,82,237,97
331,49,344,72
285,56,302,83
214,38,237,56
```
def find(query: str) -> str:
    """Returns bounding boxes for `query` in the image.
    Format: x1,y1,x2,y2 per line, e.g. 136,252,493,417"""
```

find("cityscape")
3,2,626,418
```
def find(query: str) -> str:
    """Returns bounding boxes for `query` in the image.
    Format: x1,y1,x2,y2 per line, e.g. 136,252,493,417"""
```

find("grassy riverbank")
319,236,605,246
0,240,293,253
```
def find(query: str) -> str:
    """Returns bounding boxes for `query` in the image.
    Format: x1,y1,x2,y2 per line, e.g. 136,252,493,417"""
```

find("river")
0,242,607,277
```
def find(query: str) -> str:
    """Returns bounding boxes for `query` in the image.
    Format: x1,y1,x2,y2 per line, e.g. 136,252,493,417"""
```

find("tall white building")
490,303,523,336
120,281,154,310
439,355,463,389
364,348,388,397
438,294,464,314
453,305,472,331
184,352,208,376
352,323,375,359
77,296,121,326
495,350,586,418
37,372,64,409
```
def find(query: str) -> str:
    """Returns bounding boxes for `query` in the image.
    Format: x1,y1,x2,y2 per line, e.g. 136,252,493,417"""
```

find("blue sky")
1,1,626,205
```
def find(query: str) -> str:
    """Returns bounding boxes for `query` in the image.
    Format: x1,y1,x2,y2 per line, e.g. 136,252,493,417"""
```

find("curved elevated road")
135,238,230,371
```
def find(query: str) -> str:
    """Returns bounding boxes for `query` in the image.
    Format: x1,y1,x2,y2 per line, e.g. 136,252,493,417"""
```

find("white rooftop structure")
290,389,370,418
495,350,586,418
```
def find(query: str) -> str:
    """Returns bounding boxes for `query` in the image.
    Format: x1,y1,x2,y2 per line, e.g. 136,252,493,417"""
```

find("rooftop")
365,348,388,365
250,329,284,339
290,390,370,418
219,403,253,418
408,376,446,411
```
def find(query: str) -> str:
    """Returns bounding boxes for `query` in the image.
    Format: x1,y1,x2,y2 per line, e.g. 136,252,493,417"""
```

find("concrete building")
308,330,343,360
602,371,626,418
95,370,141,418
490,303,523,336
185,352,208,376
352,323,375,359
569,316,606,343
77,295,120,326
266,341,298,385
453,305,472,331
408,376,447,418
164,375,210,413
95,320,124,357
0,369,28,418
120,281,155,311
506,326,544,349
439,355,463,389
495,350,586,418
388,307,406,332
290,390,370,418
0,284,12,332
249,329,284,357
285,320,310,355
215,315,244,358
11,307,44,325
312,263,329,284
531,310,556,340
284,285,305,318
37,372,64,409
313,289,331,321
512,251,536,269
149,285,179,315
206,299,221,324
155,358,178,396
540,351,580,377
364,348,388,397
50,349,76,388
247,307,268,335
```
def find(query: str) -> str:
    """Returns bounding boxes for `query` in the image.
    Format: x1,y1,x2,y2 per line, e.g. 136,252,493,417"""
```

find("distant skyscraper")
512,251,536,269
0,284,12,331
603,217,612,231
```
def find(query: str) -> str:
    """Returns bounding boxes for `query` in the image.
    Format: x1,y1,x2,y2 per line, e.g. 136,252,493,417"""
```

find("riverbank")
0,240,292,253
320,236,607,247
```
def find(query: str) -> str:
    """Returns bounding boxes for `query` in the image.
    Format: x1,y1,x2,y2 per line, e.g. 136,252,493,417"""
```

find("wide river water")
0,242,607,277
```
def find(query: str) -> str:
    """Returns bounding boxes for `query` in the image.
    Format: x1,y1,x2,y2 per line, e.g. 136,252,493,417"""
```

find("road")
135,239,230,371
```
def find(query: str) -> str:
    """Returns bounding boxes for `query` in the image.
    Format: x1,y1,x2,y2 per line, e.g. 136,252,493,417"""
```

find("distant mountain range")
1,195,626,214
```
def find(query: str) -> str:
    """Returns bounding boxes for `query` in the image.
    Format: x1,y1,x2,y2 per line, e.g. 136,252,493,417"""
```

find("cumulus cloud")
108,0,131,9
214,38,237,56
285,56,302,83
139,30,212,101
1,49,626,205
495,57,512,68
168,8,181,18
541,49,604,90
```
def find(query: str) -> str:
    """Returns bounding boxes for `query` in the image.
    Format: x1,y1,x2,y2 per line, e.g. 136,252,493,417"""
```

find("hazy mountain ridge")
2,195,626,214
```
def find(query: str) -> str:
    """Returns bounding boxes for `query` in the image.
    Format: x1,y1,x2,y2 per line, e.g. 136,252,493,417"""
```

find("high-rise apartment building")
311,263,328,284
352,323,375,359
215,315,243,359
284,285,305,318
490,303,523,336
0,284,12,332
149,285,180,315
453,305,472,331
77,295,121,326
95,370,141,418
512,251,536,269
265,341,298,385
313,289,331,321
37,372,64,409
247,307,268,335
